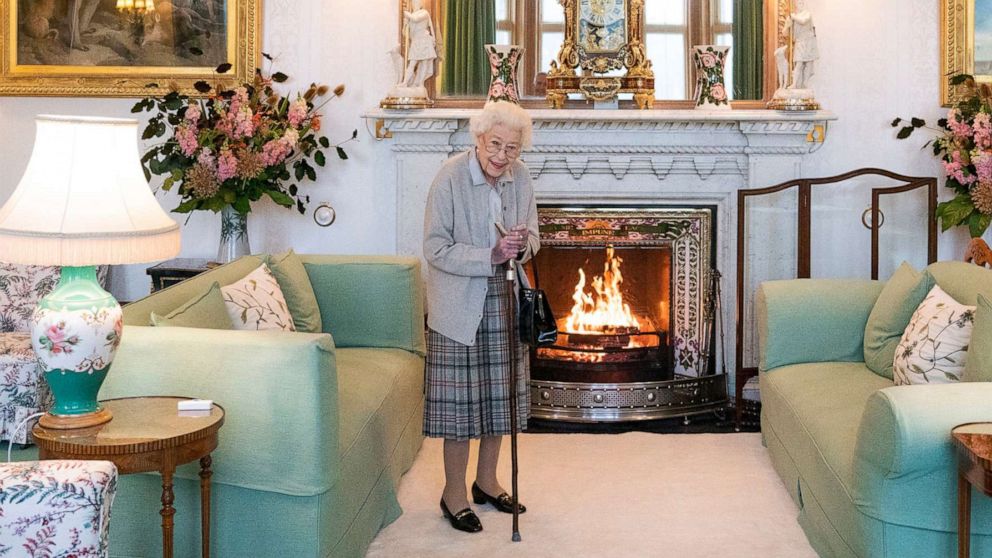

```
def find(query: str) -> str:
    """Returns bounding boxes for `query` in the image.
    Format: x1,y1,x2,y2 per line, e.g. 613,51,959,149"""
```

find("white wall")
0,0,979,300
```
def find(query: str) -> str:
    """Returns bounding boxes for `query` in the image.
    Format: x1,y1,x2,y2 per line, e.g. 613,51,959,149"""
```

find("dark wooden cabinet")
146,258,212,292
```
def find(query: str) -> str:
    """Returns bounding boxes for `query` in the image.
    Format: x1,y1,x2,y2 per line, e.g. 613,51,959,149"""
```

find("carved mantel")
364,107,837,380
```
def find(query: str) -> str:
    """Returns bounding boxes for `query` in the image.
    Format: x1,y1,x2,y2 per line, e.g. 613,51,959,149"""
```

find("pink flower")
46,324,65,345
176,125,199,157
975,150,992,184
489,81,506,99
710,83,727,101
184,103,201,122
232,107,256,139
700,53,717,68
217,148,238,182
944,150,977,185
197,147,215,168
947,109,974,140
973,113,992,149
288,98,308,128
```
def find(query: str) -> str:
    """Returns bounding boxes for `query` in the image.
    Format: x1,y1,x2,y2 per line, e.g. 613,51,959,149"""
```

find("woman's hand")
491,227,526,264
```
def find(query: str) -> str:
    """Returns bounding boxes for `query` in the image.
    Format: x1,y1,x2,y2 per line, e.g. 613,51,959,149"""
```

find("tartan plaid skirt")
423,276,530,440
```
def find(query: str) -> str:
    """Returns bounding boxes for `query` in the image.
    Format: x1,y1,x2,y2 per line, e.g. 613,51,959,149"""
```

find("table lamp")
0,115,180,429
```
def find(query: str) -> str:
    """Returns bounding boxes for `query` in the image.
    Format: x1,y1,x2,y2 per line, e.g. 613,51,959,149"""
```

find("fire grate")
528,206,727,422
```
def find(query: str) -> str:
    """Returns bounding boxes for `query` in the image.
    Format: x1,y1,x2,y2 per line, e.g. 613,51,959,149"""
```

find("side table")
147,258,213,292
952,422,992,558
33,396,225,558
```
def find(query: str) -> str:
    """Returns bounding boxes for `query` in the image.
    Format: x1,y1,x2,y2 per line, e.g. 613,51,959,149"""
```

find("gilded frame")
0,0,259,97
941,0,992,106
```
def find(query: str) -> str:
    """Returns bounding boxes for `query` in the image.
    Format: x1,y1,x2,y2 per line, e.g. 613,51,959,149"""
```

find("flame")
564,246,643,334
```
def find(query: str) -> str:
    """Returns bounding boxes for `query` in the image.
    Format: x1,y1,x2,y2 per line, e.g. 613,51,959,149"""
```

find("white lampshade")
0,115,180,266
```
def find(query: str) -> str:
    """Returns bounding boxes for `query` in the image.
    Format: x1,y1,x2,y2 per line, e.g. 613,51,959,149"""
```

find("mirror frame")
411,0,790,109
941,0,992,106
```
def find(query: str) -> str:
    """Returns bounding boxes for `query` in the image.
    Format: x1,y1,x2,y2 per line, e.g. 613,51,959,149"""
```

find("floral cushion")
893,285,976,385
0,460,117,558
221,263,296,331
0,332,50,445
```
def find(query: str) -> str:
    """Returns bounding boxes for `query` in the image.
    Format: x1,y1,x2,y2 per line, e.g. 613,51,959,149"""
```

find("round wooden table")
33,396,225,558
952,422,992,558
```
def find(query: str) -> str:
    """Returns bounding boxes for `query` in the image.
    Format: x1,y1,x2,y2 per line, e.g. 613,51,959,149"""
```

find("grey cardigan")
423,149,539,346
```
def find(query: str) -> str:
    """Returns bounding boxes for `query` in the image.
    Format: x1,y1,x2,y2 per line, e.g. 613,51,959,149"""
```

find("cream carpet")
366,432,817,558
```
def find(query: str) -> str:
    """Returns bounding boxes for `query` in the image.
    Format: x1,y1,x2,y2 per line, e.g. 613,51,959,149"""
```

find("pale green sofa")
759,261,992,558
98,254,426,558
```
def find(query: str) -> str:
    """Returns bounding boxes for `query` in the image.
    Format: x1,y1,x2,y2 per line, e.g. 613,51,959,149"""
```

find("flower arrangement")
893,74,992,238
132,59,356,216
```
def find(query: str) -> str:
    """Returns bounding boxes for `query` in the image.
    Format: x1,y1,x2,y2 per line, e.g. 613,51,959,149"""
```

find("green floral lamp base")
31,266,122,429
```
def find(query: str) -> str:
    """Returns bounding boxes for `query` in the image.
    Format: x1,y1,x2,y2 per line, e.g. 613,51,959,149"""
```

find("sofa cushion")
758,279,884,371
268,250,322,333
893,285,975,385
304,257,426,354
965,294,992,382
863,262,932,380
927,260,992,305
761,362,892,557
151,282,233,330
221,263,296,331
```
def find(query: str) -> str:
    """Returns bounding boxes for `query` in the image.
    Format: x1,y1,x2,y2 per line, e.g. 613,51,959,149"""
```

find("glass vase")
217,205,250,263
485,44,522,104
692,45,731,110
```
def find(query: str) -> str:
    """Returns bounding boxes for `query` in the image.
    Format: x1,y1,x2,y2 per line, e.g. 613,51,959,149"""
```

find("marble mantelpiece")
364,107,837,387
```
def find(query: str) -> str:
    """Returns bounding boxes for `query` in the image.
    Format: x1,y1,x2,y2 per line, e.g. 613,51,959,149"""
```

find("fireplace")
368,106,836,417
527,206,727,422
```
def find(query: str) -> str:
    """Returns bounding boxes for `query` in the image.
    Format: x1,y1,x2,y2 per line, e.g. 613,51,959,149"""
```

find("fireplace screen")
528,206,727,422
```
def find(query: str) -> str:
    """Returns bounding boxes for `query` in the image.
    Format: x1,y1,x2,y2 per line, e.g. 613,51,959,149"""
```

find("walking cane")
504,258,522,542
498,224,523,542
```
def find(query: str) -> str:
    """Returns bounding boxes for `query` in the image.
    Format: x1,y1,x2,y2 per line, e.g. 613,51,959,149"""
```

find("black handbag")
516,263,557,347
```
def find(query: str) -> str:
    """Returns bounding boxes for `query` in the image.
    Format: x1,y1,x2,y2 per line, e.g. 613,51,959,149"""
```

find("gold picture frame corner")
0,0,260,98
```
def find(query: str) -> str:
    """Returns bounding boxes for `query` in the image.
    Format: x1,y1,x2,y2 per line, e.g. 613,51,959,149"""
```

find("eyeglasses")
483,139,521,158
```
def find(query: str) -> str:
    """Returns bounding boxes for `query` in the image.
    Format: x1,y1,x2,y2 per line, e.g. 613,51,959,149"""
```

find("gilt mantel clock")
547,0,654,108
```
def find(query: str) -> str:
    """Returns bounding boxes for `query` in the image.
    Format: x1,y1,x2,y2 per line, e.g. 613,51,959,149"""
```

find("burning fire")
564,246,647,334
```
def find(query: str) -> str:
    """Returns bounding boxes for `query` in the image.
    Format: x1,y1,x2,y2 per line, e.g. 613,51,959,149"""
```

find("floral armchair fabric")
0,264,109,444
0,460,118,558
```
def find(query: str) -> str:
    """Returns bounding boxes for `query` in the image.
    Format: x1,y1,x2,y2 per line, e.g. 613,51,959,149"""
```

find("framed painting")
0,0,259,97
942,0,992,105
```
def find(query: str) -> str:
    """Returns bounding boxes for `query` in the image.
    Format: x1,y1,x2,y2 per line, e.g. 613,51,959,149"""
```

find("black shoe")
472,482,526,514
440,499,482,533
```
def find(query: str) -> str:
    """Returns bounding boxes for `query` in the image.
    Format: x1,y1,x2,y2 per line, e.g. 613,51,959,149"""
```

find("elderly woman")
423,101,538,533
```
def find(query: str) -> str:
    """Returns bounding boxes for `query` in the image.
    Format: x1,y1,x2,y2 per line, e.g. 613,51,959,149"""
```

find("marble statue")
382,0,438,106
401,0,438,88
769,0,820,110
787,0,818,90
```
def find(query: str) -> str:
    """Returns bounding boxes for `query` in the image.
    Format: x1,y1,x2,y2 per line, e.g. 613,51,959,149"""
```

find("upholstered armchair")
0,459,118,557
0,264,108,444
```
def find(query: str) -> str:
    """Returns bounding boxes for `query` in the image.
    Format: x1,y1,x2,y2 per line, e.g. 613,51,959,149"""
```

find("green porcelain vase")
31,266,122,420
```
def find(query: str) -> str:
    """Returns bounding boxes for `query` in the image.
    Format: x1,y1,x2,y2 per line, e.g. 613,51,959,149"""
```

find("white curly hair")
468,101,533,149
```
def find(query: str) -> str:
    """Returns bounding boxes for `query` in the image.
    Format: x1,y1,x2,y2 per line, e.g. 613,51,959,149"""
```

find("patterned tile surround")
365,108,836,385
